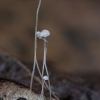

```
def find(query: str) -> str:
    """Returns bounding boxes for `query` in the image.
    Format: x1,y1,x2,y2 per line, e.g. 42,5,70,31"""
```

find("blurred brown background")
0,0,100,75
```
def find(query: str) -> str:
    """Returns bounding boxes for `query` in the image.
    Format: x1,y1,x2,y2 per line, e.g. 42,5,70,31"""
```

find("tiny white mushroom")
37,30,50,39
41,76,49,99
40,29,50,38
43,76,49,80
36,30,50,42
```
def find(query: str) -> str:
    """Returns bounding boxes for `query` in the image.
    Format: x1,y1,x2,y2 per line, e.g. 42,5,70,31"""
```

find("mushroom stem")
30,0,42,91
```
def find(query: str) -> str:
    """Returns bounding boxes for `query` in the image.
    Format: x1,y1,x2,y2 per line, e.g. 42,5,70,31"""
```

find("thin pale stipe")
30,0,42,90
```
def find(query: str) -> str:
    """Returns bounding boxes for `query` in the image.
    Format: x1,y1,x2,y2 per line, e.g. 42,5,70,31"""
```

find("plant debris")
1,50,100,100
0,78,55,100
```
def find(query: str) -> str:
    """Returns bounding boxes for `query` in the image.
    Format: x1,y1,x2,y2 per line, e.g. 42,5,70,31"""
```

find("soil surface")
0,50,100,100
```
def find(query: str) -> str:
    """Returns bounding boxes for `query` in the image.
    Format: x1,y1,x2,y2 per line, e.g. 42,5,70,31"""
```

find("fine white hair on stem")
30,0,42,90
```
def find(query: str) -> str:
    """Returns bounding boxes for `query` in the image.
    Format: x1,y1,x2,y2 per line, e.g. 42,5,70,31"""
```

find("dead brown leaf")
0,78,56,100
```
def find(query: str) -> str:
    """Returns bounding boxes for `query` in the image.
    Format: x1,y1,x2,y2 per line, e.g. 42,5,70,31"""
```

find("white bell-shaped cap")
40,29,50,38
43,76,49,80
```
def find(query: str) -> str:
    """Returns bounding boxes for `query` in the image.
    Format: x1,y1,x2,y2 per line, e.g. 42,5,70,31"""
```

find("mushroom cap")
43,76,49,80
40,30,50,38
